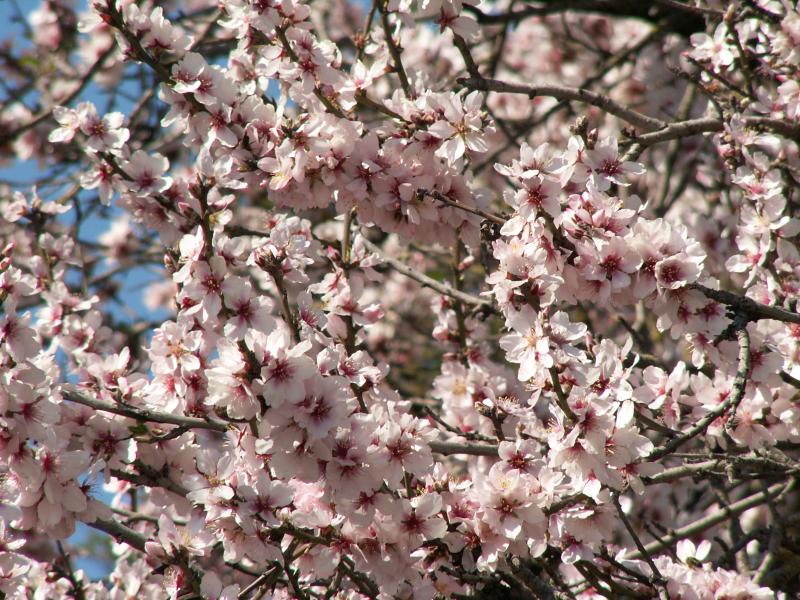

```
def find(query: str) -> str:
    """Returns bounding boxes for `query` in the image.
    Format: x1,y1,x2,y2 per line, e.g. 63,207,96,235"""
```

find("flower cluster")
1,0,800,599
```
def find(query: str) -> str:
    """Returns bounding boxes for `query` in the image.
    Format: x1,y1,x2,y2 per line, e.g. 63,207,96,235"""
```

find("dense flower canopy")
1,0,800,598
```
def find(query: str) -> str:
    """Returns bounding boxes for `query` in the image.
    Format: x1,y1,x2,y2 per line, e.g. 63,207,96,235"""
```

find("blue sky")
0,0,152,580
0,0,165,326
0,0,371,582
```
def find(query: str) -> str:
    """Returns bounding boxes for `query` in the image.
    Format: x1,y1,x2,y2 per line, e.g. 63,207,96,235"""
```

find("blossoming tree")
2,0,800,598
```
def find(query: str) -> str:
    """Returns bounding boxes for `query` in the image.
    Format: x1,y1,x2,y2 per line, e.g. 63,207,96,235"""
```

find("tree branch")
86,518,147,553
360,236,495,311
458,76,666,131
624,116,800,159
422,188,505,225
428,441,499,456
61,384,228,433
627,481,788,559
612,494,668,600
0,45,115,145
691,283,800,325
647,321,750,461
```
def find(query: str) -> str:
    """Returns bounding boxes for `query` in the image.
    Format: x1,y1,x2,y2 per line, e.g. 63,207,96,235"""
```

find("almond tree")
1,0,800,598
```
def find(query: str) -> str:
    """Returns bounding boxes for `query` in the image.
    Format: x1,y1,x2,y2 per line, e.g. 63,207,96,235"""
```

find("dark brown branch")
628,482,788,559
0,45,115,145
624,116,800,159
549,367,577,422
360,236,494,311
459,76,666,131
651,0,723,15
87,518,147,553
428,441,499,456
612,494,668,600
464,0,707,36
691,283,800,325
423,188,505,225
111,463,190,497
378,1,413,98
647,321,750,461
61,384,228,432
452,34,481,80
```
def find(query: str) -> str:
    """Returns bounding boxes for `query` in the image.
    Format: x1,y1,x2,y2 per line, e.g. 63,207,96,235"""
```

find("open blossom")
324,415,386,500
180,256,229,320
190,103,239,149
171,52,210,94
122,151,173,197
237,472,293,529
504,174,562,220
430,91,492,162
207,335,270,420
146,514,215,559
547,311,587,359
11,432,92,537
377,410,435,486
288,375,355,440
184,448,237,512
382,493,447,548
0,310,39,361
585,137,645,191
496,142,561,180
578,236,643,300
222,276,276,342
137,6,191,56
48,105,83,143
689,22,736,70
148,320,203,374
477,462,545,541
500,306,553,381
260,329,317,407
77,104,129,152
654,254,701,291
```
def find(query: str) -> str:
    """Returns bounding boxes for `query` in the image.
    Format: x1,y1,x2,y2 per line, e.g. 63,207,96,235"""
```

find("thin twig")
274,26,347,118
612,494,668,600
378,1,413,97
458,76,666,131
647,320,750,461
238,566,281,600
428,441,499,456
691,283,800,325
56,541,87,600
422,188,505,225
627,482,786,559
61,384,229,432
360,236,494,310
0,46,115,145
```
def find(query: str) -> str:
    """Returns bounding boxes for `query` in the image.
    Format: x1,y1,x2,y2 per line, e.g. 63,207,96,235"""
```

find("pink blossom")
0,311,39,362
260,330,317,407
3,2,798,597
122,151,173,197
78,104,129,152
